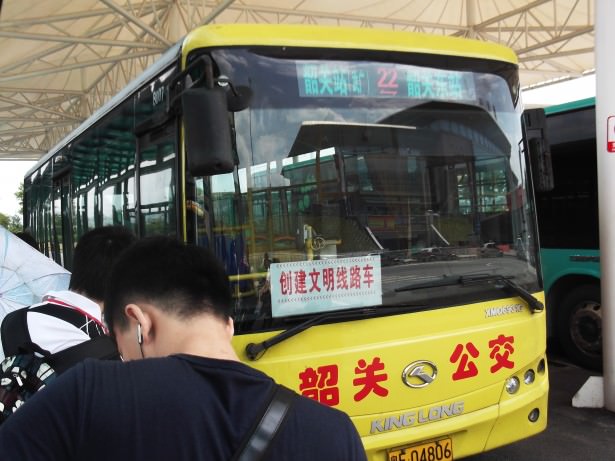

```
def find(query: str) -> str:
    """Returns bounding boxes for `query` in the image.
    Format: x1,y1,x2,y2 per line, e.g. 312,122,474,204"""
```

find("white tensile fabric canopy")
0,0,594,161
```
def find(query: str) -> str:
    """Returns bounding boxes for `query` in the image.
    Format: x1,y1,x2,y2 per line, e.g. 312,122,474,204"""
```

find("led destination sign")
297,61,476,102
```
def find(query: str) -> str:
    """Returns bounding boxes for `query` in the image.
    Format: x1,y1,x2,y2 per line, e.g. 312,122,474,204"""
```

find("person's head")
69,226,136,304
104,236,234,360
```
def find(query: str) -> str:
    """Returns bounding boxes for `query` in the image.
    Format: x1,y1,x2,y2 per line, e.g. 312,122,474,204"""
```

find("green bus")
538,97,600,369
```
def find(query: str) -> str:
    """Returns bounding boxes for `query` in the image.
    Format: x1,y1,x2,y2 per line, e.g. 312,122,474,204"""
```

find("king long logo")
370,401,465,434
368,360,464,434
402,360,437,388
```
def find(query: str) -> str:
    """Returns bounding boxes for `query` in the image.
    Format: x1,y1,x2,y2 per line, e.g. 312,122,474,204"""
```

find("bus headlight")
524,369,536,385
505,376,520,394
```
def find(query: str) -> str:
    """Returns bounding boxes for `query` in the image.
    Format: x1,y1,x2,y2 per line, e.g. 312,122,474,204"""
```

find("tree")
0,212,22,233
0,182,25,232
0,179,23,233
16,182,24,215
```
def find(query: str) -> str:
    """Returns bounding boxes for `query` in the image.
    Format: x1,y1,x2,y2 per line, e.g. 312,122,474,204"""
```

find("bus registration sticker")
388,438,453,461
608,116,615,153
269,255,382,317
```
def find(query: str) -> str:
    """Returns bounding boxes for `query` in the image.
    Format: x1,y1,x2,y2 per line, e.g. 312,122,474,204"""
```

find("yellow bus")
24,24,549,460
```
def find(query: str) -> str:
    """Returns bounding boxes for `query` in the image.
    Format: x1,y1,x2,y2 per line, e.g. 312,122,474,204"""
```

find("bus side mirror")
182,87,236,176
523,108,554,192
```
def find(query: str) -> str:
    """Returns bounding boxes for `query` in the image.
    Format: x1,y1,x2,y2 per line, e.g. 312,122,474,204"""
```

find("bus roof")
182,24,518,66
544,97,595,115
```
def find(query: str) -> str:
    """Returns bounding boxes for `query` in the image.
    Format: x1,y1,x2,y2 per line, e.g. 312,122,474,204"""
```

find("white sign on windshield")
269,255,382,317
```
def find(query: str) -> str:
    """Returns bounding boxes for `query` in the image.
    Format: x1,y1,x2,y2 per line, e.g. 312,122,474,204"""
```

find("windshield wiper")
395,274,544,313
245,304,424,361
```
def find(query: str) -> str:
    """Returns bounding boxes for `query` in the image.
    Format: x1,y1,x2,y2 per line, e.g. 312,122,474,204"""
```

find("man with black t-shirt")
0,237,367,460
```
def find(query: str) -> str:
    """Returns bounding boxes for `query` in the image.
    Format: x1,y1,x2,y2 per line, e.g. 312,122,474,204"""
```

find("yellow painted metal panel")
181,24,518,66
233,293,548,459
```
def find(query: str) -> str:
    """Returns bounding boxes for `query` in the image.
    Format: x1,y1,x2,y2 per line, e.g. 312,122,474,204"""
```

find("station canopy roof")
0,0,594,161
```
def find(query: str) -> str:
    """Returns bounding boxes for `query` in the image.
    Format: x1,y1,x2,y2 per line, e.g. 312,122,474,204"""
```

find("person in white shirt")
0,226,136,364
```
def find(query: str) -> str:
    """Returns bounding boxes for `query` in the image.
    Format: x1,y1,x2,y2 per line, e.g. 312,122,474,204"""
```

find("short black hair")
104,237,233,333
69,226,136,301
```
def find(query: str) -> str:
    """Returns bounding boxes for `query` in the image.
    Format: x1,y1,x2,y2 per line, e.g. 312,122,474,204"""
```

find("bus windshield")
188,48,540,332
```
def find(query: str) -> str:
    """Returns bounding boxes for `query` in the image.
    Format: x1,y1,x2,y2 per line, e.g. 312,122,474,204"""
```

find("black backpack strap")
1,302,111,360
47,335,120,374
231,384,297,461
1,308,48,357
29,303,106,338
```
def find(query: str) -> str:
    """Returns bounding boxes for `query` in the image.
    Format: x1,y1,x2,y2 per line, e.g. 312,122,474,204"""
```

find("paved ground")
467,354,615,460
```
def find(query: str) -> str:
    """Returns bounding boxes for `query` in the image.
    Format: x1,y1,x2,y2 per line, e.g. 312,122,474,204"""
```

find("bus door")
135,120,179,238
51,171,73,269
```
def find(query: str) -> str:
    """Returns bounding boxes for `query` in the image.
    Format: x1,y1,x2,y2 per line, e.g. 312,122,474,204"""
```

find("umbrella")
0,226,70,324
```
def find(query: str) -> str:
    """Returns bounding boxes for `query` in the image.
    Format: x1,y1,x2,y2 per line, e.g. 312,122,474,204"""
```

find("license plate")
388,438,453,461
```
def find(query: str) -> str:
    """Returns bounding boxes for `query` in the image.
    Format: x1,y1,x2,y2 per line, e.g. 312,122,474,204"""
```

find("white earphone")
137,323,143,345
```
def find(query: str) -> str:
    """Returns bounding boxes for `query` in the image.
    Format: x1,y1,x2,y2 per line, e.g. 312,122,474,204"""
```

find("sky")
0,160,36,218
0,75,597,219
522,74,596,108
